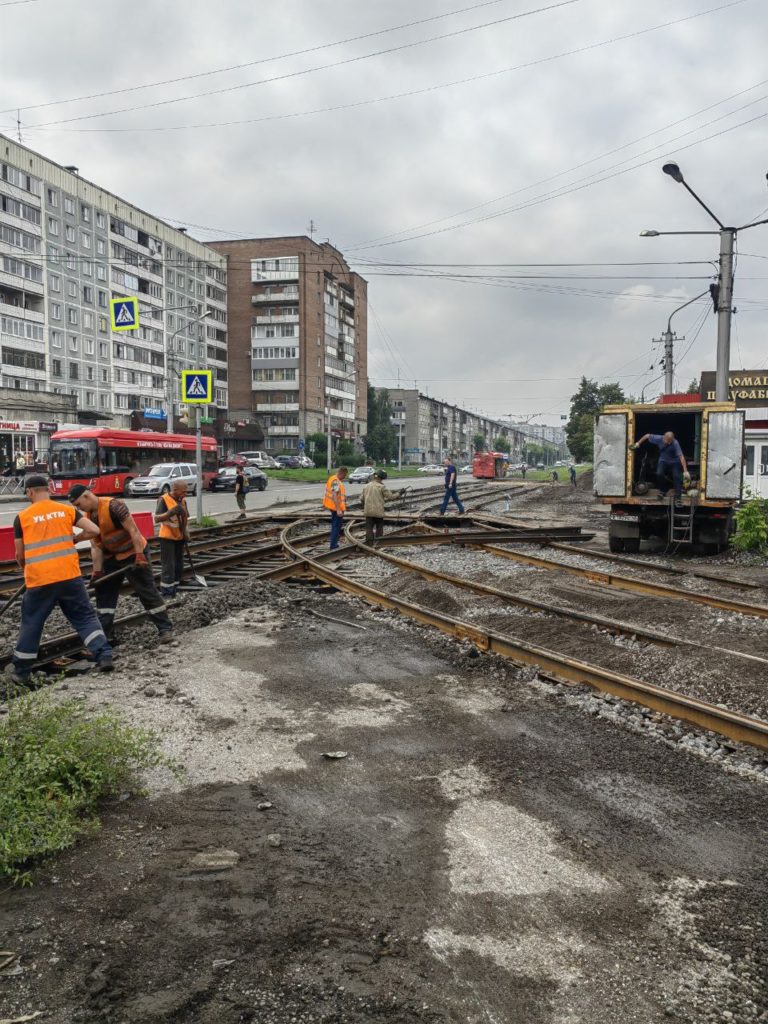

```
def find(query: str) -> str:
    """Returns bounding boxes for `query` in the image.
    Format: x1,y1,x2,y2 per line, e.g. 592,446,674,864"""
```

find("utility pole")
642,163,768,403
652,290,709,396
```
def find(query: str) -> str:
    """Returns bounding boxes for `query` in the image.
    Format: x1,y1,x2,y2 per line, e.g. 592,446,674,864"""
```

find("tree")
686,378,700,394
306,431,327,461
363,382,397,461
565,376,626,464
472,433,486,453
336,439,363,467
493,436,510,453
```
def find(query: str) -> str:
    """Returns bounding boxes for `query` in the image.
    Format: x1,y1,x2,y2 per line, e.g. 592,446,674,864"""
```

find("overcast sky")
3,0,767,424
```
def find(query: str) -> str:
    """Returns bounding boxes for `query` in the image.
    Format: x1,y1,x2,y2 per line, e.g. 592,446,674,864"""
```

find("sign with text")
700,371,768,405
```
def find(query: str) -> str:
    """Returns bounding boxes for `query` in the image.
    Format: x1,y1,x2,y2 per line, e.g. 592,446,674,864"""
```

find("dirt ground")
1,574,766,1024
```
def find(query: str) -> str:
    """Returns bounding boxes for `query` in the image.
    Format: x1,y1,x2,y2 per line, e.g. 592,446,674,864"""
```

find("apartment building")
0,134,230,435
382,389,524,464
209,236,367,455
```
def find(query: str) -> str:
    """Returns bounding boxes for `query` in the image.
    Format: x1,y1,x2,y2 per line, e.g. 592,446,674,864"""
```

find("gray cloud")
4,0,767,418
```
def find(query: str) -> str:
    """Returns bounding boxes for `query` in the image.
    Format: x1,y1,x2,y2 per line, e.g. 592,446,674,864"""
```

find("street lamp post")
165,306,213,433
642,162,768,402
654,290,710,395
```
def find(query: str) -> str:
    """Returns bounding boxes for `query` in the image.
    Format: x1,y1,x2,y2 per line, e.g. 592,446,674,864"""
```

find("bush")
189,515,219,529
0,693,167,885
732,491,768,553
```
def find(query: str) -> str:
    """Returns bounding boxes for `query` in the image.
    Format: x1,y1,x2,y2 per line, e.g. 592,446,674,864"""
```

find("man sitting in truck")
631,430,690,501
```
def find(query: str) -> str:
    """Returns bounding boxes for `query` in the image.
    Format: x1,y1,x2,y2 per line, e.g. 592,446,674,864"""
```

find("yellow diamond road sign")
182,370,212,404
110,296,138,332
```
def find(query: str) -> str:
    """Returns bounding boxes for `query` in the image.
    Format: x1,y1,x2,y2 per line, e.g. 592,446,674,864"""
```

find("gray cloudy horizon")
4,0,767,424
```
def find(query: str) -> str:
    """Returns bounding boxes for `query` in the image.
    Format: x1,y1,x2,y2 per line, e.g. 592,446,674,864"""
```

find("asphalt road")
0,473,450,524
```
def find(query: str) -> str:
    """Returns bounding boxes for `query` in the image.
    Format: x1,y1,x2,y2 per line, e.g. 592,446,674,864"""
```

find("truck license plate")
610,514,639,522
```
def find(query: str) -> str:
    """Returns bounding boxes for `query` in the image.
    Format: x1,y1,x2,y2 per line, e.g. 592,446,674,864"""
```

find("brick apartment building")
209,236,367,456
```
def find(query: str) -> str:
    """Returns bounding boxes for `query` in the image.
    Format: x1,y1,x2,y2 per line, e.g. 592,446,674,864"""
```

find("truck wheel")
608,534,625,553
623,538,640,554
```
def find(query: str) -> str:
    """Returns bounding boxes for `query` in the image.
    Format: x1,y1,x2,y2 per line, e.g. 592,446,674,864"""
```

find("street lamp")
642,163,768,401
165,306,213,433
654,290,710,395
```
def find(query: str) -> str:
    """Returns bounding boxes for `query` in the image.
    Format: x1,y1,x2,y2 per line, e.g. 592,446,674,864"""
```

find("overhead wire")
14,0,747,133
20,0,583,129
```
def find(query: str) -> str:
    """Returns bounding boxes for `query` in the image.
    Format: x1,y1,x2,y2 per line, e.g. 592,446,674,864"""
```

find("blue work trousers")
329,511,343,550
657,462,683,499
13,577,112,677
440,485,465,515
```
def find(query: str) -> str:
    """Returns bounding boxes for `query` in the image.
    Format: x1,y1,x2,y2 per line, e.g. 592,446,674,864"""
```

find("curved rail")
278,520,768,753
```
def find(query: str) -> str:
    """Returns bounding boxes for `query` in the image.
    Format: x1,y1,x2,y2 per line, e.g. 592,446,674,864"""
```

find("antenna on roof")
16,110,22,144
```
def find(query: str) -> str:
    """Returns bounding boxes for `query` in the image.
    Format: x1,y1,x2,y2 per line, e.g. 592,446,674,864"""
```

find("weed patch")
0,693,167,885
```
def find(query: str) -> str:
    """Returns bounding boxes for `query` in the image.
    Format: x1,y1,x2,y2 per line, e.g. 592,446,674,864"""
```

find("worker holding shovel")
154,479,191,597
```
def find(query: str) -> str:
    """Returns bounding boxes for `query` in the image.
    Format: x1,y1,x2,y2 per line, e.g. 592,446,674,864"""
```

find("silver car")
127,462,199,497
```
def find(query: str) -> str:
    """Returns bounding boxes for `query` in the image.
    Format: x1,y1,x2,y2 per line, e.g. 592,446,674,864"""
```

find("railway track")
3,482,768,755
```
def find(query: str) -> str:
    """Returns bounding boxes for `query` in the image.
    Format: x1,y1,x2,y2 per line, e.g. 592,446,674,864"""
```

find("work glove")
629,443,640,451
683,471,691,487
399,488,407,496
135,552,149,567
90,570,104,583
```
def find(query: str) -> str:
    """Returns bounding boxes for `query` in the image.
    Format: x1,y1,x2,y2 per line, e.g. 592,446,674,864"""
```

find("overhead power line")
15,0,747,133
22,0,582,129
0,0,522,115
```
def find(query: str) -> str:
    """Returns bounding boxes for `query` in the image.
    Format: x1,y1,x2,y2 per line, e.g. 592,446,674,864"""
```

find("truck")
593,401,744,554
472,451,509,479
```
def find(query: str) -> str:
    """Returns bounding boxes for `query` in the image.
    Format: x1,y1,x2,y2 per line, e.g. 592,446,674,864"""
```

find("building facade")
382,389,524,464
209,236,367,455
0,134,234,440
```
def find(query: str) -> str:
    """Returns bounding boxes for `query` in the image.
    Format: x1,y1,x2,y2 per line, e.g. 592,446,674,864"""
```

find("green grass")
0,692,168,885
189,515,220,528
267,466,425,483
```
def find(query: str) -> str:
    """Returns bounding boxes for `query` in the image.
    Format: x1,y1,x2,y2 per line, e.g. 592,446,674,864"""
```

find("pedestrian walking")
68,485,173,645
551,469,559,484
322,466,348,549
521,464,527,480
235,465,248,519
440,457,465,515
154,479,190,597
360,471,405,545
6,475,113,683
569,464,577,488
14,451,26,477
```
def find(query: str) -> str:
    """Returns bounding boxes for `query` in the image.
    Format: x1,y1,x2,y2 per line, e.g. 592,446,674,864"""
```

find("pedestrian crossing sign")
182,370,212,404
110,296,139,332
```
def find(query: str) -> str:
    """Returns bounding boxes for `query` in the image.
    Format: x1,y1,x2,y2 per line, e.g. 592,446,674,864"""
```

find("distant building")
380,388,524,464
0,133,232,440
209,236,367,456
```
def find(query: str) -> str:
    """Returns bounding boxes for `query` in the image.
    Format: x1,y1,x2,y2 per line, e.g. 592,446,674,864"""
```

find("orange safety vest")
18,499,82,589
322,474,346,513
158,492,188,541
96,497,144,561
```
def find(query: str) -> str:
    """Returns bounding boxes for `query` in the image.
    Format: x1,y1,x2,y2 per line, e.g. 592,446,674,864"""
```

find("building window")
46,188,58,207
80,203,91,223
96,211,106,229
65,225,76,242
82,311,93,329
99,343,108,358
52,358,62,377
51,302,61,320
63,197,75,215
47,217,59,236
67,280,77,297
67,307,78,326
68,363,79,380
49,274,60,292
69,335,78,352
81,232,91,250
96,238,106,255
83,285,93,304
85,337,95,355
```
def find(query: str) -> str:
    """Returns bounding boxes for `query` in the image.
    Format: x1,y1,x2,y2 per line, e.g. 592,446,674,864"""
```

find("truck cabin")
631,409,701,495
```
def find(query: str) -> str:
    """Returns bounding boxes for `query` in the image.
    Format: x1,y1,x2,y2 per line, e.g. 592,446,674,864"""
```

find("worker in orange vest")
68,484,173,644
322,466,348,549
154,479,190,596
7,474,113,683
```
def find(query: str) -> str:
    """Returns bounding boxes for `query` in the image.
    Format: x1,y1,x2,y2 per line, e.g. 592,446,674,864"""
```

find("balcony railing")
251,289,299,304
253,313,299,324
255,402,299,413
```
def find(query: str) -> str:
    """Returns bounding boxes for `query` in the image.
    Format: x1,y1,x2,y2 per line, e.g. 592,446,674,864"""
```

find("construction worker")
440,457,465,515
632,431,690,501
569,464,577,488
154,479,190,596
323,465,348,549
360,470,405,545
7,474,113,683
68,485,173,645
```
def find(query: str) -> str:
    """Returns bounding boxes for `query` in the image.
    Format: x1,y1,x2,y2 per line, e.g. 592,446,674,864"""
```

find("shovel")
184,542,208,588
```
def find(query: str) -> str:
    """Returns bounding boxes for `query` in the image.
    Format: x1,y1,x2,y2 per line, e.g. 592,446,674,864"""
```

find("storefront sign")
700,371,768,405
0,421,39,433
143,408,167,420
38,421,58,433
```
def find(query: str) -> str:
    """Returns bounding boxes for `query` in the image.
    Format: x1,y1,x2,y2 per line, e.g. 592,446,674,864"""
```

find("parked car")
348,466,375,485
274,455,302,468
297,455,315,468
209,466,267,492
127,463,198,497
417,464,443,475
459,465,472,474
237,450,280,469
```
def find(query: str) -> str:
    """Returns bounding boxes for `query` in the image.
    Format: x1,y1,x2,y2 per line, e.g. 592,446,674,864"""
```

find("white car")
349,466,375,485
459,465,472,474
297,455,315,468
417,464,443,475
127,462,198,496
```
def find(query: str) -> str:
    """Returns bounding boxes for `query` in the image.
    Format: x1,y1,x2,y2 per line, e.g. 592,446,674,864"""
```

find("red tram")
472,451,509,480
48,428,219,497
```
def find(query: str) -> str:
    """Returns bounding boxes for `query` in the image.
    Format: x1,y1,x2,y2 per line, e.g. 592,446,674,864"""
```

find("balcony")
251,260,299,283
0,295,44,320
252,313,299,325
255,402,299,413
251,289,299,304
339,290,354,308
265,424,299,435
